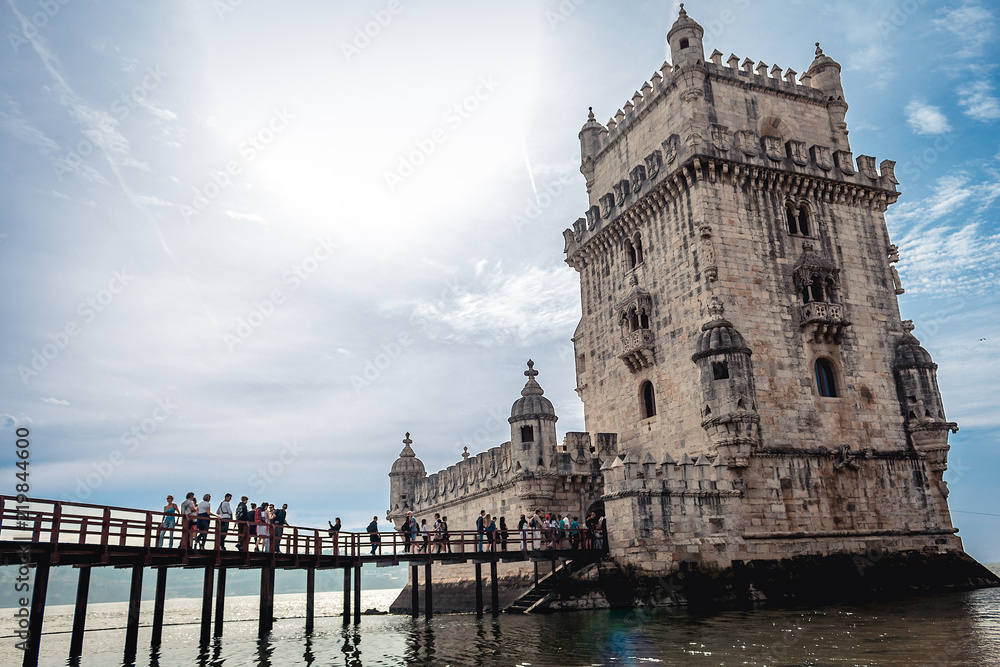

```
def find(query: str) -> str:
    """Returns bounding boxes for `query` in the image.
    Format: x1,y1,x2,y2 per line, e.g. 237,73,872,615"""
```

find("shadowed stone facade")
388,7,996,607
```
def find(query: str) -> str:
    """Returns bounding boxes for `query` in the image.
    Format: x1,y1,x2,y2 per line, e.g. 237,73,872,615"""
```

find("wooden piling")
22,561,50,667
68,566,90,658
342,567,351,625
411,564,419,618
200,565,214,644
475,562,483,618
214,567,226,638
305,567,315,632
490,559,500,618
353,564,361,624
259,566,274,638
151,567,167,647
424,562,433,620
123,562,143,663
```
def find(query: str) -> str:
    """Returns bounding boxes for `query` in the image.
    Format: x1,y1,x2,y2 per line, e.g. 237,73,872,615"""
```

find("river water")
3,587,1000,666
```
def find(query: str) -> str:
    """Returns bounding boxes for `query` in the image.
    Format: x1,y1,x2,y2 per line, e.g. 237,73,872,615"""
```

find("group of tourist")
157,493,289,552
397,512,452,554
514,509,605,551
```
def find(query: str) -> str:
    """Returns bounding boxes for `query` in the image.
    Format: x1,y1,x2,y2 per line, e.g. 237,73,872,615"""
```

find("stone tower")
388,432,425,517
562,6,992,592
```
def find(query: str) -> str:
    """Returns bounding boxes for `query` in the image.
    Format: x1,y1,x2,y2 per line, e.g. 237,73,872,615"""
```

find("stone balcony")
619,329,655,372
800,302,850,343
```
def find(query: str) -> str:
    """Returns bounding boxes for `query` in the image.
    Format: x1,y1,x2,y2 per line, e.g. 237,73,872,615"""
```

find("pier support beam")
490,559,500,618
475,562,483,619
68,567,90,658
259,566,274,638
151,567,167,647
342,567,351,625
22,561,50,667
305,567,315,633
123,562,143,664
201,565,215,645
411,564,419,618
214,568,227,638
424,562,433,621
353,564,361,624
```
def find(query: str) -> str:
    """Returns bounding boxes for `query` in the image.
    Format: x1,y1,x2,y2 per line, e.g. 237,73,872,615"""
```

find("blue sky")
1,1,998,561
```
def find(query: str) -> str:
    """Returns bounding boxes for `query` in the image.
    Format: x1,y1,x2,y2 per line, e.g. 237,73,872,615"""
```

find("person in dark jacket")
367,516,381,555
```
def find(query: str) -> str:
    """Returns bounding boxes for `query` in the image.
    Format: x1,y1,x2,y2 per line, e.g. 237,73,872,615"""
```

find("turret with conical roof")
806,42,850,144
667,4,705,69
509,360,559,474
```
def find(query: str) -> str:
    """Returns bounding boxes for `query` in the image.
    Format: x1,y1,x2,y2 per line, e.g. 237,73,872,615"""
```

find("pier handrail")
0,495,607,560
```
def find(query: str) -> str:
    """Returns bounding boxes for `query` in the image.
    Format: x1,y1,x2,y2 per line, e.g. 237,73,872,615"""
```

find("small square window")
712,361,730,380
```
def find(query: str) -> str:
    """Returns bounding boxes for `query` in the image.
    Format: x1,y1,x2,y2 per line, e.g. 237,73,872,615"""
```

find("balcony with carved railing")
800,302,850,343
619,328,655,371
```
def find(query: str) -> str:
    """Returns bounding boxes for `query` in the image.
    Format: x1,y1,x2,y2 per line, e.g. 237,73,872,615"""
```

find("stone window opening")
712,361,730,380
799,271,839,304
640,381,657,418
785,201,813,236
815,358,838,397
626,239,637,269
680,38,690,49
520,425,534,443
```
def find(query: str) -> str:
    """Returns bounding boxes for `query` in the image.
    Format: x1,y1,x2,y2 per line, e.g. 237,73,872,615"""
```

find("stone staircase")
504,557,601,613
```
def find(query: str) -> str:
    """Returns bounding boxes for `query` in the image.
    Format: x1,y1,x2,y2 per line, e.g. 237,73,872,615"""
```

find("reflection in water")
16,587,1000,666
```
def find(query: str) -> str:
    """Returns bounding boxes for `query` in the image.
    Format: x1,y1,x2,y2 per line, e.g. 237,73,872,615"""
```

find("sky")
1,0,998,561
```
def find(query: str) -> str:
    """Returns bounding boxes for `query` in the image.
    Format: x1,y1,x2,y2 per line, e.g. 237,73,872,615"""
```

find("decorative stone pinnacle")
679,3,686,17
462,446,470,460
399,432,415,458
815,42,823,56
521,360,545,396
403,432,412,446
588,107,595,121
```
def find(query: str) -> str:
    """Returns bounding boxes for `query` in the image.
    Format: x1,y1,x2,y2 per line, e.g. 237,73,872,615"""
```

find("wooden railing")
0,496,606,561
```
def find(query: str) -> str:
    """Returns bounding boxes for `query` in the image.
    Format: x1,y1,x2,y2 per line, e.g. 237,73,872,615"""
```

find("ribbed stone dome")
693,319,751,361
389,433,425,476
667,4,703,41
510,360,558,422
895,332,935,368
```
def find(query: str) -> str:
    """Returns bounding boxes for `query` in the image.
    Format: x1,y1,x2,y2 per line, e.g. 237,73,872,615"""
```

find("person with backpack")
272,503,288,553
401,512,414,553
367,516,381,555
235,496,249,551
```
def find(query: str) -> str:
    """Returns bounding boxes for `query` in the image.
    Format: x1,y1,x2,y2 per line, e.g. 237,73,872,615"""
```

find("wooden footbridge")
0,496,604,667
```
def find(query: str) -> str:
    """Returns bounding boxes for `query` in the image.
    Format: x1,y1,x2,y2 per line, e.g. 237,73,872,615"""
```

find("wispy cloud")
931,1,996,59
225,210,266,224
41,397,69,406
958,80,1000,121
905,101,952,135
408,263,579,345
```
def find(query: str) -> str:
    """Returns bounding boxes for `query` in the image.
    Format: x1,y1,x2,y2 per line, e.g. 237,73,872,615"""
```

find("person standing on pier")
367,516,381,555
181,492,197,548
484,513,496,552
518,513,528,551
440,515,451,553
529,509,544,550
158,495,179,548
328,517,341,555
476,509,486,552
196,493,215,548
235,496,249,550
217,493,233,550
273,503,288,553
499,516,509,552
401,511,414,553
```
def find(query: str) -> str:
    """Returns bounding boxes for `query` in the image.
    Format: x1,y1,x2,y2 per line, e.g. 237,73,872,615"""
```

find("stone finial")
815,42,823,56
521,359,544,396
462,446,470,460
678,2,687,18
710,49,723,65
588,107,595,121
398,432,416,458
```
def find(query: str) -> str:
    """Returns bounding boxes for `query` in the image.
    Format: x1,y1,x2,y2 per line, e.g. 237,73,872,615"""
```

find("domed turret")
579,107,605,193
806,42,849,141
509,360,558,473
387,432,426,525
667,4,705,69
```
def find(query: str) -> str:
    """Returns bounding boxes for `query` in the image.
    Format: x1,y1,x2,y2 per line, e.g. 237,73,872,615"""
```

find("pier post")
214,567,227,638
259,565,274,638
68,566,91,658
123,562,143,663
411,564,419,618
151,567,167,646
22,561,50,667
490,559,500,618
201,565,215,645
424,562,433,620
342,567,351,625
305,567,315,632
353,564,361,624
475,562,483,619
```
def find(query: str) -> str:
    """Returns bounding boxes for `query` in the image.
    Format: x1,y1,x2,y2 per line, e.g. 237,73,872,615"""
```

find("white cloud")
905,101,952,135
958,81,1000,121
225,210,266,223
932,1,996,59
407,264,580,345
41,397,70,406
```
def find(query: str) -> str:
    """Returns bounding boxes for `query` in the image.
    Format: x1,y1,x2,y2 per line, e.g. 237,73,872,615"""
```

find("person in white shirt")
196,494,215,549
217,493,233,550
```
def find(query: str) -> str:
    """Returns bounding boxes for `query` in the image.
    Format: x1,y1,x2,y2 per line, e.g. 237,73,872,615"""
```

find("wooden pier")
0,495,603,667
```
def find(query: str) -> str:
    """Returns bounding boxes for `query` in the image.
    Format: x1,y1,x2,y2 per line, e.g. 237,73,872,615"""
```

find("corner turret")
509,360,559,474
388,432,426,525
579,107,605,194
667,4,705,69
806,42,849,144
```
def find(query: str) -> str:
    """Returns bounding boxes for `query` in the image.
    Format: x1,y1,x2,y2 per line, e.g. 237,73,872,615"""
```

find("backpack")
235,503,247,522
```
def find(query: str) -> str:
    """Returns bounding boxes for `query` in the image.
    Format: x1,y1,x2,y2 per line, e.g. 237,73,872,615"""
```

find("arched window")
640,381,657,418
634,234,644,266
639,310,649,329
798,206,810,236
786,205,798,235
825,277,837,303
520,425,534,443
809,274,824,303
629,307,640,332
815,359,837,397
625,239,637,269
